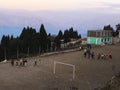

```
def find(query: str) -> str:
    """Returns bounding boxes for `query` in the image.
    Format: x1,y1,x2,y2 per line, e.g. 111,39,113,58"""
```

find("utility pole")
27,47,29,58
17,46,19,59
39,46,41,55
4,48,6,60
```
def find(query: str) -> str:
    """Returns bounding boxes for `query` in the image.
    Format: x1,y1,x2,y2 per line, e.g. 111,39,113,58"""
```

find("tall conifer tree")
39,24,48,52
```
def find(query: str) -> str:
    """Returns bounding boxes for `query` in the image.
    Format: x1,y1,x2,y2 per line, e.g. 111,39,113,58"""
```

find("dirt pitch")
0,45,120,90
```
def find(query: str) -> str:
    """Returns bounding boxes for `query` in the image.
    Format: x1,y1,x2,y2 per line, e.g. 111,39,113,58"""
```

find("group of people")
84,48,94,59
97,53,112,60
83,48,112,60
11,58,39,66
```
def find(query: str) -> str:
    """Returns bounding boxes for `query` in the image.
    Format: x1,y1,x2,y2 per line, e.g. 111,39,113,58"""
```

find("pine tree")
39,24,48,52
55,30,63,49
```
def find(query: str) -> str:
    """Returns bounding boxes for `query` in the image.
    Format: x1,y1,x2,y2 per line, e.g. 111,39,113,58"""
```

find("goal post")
53,61,75,80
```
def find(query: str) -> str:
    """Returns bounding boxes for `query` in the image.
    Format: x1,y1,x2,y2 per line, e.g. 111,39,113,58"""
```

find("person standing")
98,53,101,60
87,49,91,59
101,53,104,59
109,53,112,59
16,60,18,66
24,59,27,66
84,52,87,58
20,58,23,66
91,52,94,59
11,59,14,66
34,58,37,66
84,48,87,58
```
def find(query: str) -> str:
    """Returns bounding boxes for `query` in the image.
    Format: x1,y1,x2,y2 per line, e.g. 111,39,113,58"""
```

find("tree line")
103,24,120,37
0,23,120,61
0,24,80,61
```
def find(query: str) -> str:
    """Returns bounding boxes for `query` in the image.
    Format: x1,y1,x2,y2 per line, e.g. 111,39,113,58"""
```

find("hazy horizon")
0,0,120,39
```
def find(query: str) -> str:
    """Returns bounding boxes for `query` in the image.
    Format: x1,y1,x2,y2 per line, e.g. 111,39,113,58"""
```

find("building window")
101,39,103,42
108,38,109,41
102,32,103,36
105,38,106,42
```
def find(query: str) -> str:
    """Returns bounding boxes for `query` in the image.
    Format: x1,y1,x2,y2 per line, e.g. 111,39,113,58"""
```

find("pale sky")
1,0,120,38
0,0,120,10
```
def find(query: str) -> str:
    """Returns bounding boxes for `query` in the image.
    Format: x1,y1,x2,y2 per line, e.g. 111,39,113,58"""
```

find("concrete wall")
88,30,112,37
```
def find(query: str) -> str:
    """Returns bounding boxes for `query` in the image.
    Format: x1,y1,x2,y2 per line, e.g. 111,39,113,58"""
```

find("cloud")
93,1,120,13
0,9,43,27
1,7,120,39
1,0,120,11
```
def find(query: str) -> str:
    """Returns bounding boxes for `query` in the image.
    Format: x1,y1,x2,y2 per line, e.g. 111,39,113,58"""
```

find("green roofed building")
87,30,112,45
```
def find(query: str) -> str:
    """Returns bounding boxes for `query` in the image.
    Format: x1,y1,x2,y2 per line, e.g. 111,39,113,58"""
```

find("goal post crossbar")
53,61,75,80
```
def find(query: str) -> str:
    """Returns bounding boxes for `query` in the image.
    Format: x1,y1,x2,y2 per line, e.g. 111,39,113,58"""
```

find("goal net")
53,61,75,80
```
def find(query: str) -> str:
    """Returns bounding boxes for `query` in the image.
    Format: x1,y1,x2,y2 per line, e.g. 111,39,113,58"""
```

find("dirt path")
0,45,120,90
